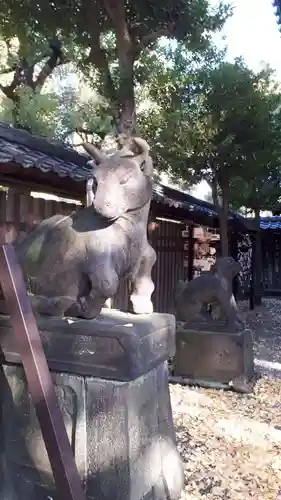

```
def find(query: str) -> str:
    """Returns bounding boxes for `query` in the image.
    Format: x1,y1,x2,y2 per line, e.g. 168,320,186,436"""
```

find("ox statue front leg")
217,288,245,331
130,244,156,314
67,267,119,319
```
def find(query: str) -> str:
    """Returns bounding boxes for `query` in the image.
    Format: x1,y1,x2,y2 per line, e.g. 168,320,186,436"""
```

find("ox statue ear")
82,142,107,165
131,137,153,177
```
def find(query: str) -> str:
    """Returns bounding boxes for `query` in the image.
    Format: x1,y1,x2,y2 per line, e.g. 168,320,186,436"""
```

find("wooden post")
249,234,255,310
187,224,194,281
253,212,263,306
0,189,7,243
229,229,239,299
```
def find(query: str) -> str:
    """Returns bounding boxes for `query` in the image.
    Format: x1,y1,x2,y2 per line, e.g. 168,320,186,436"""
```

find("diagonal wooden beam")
0,244,86,500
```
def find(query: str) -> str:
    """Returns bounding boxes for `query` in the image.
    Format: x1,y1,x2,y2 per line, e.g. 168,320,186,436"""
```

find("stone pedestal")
0,310,184,500
174,325,255,393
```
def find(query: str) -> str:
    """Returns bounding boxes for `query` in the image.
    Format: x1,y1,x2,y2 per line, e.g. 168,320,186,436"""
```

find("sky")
186,0,281,200
211,0,281,79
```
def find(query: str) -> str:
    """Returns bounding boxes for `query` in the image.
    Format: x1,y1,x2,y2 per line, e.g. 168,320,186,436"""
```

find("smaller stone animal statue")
10,137,156,319
175,256,244,330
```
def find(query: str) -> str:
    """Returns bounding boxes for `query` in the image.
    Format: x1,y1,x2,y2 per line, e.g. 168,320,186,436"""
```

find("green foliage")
227,80,281,214
138,53,281,252
0,86,61,137
0,32,108,138
137,43,225,183
58,90,113,140
0,0,230,53
0,0,232,132
152,57,281,203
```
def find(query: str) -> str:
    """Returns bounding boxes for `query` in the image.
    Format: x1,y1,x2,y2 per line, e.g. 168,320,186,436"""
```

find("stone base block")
174,327,255,393
0,310,184,500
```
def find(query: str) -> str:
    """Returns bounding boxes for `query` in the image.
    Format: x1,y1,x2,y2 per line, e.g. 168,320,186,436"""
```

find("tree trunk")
219,209,229,257
103,0,136,137
117,54,136,136
253,207,262,306
212,178,229,257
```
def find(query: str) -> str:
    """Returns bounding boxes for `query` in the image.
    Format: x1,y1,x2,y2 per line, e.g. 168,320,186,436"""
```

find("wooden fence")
150,218,188,312
0,189,189,313
262,232,281,294
0,189,79,244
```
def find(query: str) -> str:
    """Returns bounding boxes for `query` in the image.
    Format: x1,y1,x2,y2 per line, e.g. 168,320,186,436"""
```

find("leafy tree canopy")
144,56,281,253
0,0,231,134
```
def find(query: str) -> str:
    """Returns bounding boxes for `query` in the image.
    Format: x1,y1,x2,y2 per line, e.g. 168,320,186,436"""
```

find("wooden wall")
0,188,78,244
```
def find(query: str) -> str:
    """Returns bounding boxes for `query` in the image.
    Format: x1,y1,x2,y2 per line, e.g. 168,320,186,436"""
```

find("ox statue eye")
120,172,131,185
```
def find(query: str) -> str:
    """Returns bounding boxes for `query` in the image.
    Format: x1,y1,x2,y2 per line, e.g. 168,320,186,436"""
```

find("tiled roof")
260,216,281,230
152,183,219,218
0,121,93,182
152,183,252,231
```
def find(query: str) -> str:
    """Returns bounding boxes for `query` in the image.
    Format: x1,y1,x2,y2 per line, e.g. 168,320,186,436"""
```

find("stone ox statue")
12,137,156,319
175,256,245,330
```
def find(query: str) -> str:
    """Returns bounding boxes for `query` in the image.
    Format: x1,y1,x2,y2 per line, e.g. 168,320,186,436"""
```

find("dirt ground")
171,298,281,500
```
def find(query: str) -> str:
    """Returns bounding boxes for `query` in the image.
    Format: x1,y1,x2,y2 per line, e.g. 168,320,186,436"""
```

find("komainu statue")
175,256,245,331
12,137,156,319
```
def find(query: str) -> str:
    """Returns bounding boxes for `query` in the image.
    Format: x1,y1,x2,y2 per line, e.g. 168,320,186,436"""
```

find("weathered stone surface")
0,310,176,380
174,326,255,393
175,257,245,331
2,137,156,319
0,311,183,500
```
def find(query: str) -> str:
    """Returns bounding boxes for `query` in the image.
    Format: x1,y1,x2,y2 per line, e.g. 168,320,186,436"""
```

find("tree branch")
103,0,137,135
33,53,63,91
134,26,175,56
82,0,117,103
103,0,133,56
0,60,27,101
0,83,16,100
0,41,66,101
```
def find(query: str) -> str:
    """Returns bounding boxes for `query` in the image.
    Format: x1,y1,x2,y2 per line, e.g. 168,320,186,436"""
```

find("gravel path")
171,299,281,499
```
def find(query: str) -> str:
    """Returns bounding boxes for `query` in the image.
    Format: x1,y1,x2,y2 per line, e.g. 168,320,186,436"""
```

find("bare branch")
33,55,63,90
33,39,65,90
0,83,15,100
0,40,67,101
0,60,26,101
134,27,174,56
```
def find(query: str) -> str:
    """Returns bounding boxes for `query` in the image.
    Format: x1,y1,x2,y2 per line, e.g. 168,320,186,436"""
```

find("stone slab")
0,362,184,500
0,309,175,381
174,327,255,391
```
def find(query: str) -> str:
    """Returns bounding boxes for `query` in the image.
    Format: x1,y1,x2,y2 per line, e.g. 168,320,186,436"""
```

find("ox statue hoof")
130,295,153,314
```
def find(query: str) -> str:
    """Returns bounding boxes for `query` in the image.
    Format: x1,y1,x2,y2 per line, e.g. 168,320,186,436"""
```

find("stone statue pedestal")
174,323,255,393
0,310,184,500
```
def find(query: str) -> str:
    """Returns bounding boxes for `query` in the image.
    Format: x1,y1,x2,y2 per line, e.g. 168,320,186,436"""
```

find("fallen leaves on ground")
171,299,281,499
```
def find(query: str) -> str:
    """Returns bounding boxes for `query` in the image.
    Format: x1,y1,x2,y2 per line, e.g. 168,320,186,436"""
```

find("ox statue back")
13,137,156,319
175,256,245,331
